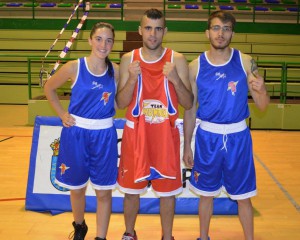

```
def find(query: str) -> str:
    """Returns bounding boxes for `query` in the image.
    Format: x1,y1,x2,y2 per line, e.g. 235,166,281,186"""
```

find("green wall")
0,18,300,34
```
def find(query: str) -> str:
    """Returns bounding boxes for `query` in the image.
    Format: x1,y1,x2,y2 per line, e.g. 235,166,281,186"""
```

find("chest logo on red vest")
142,99,169,124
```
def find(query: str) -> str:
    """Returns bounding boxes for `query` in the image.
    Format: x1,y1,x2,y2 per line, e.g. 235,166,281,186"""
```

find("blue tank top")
196,48,249,124
68,57,116,119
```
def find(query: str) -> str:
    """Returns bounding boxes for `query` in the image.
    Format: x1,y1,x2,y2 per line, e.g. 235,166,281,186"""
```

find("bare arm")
183,58,198,168
113,61,120,86
116,52,139,109
44,60,77,127
163,52,194,110
112,62,120,109
242,54,270,111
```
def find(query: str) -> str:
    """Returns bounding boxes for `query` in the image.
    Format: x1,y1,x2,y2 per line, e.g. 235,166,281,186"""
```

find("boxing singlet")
68,57,116,119
196,48,249,124
124,48,180,183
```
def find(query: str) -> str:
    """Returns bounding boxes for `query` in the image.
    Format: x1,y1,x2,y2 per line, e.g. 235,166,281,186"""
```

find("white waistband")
200,120,247,134
71,114,113,130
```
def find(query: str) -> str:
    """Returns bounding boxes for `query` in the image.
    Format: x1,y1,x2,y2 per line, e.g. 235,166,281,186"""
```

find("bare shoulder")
46,59,78,85
173,51,186,61
60,59,78,75
173,51,188,69
240,52,255,71
64,59,77,67
120,51,132,63
189,57,199,72
189,57,199,66
241,51,252,61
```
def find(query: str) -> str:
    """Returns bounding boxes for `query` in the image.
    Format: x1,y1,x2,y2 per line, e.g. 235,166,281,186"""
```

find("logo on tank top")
227,81,239,96
215,72,226,80
101,92,112,105
92,81,103,89
142,99,168,124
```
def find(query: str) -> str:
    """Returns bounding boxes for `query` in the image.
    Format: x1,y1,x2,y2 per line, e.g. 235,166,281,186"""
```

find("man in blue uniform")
183,11,270,240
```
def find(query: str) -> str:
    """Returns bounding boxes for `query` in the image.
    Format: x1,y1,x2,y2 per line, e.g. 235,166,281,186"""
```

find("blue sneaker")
197,238,210,240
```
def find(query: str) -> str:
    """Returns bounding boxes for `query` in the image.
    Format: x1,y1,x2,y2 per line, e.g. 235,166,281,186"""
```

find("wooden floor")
0,105,299,240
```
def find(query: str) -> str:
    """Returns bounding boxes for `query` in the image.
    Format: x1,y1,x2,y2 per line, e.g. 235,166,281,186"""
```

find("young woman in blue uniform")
44,22,119,240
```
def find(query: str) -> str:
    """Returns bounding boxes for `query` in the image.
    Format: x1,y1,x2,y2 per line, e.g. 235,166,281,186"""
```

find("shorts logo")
59,163,70,175
142,99,168,124
120,167,128,178
227,81,239,96
194,171,200,183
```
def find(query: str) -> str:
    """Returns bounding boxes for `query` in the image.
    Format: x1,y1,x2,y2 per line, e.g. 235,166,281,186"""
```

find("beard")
210,36,232,50
143,38,162,51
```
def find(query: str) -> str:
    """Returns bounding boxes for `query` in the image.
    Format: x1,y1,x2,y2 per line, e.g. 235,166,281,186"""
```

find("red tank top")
126,48,180,182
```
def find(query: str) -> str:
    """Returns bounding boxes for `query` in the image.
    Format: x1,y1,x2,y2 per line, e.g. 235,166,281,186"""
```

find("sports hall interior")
0,0,299,239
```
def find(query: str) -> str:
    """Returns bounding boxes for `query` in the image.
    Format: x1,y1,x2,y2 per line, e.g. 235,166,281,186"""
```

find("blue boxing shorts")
55,116,118,190
189,120,257,200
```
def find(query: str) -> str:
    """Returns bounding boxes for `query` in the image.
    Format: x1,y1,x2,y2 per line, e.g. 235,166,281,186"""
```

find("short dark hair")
208,11,236,31
141,8,165,26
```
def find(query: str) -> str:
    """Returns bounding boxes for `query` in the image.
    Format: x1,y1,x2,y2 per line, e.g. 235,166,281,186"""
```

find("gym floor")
0,104,299,239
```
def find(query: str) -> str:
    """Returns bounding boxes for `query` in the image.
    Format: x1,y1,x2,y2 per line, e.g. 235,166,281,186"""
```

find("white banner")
25,116,237,215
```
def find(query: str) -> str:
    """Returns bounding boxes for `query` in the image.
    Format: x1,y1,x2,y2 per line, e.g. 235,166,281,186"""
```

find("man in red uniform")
117,8,193,240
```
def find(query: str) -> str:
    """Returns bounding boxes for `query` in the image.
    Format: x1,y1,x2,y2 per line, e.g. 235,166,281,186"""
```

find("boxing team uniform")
117,48,182,197
55,57,118,190
189,48,257,200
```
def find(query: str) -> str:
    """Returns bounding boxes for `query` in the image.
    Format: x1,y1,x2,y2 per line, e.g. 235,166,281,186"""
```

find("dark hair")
90,22,115,78
207,11,236,31
141,8,165,27
90,22,115,39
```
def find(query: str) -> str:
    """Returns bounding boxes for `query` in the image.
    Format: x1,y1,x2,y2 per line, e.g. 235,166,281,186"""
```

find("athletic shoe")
95,238,106,240
121,230,138,240
197,237,210,240
161,237,175,240
69,220,88,240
